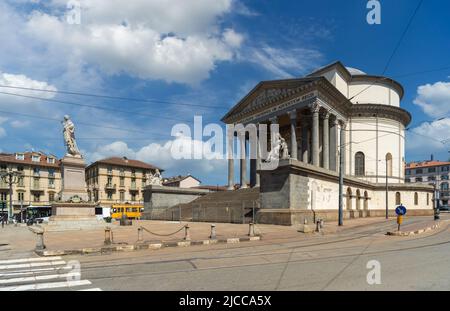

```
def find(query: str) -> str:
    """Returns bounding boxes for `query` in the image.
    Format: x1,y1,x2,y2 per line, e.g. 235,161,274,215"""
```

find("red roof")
406,161,450,169
0,152,60,168
87,157,161,171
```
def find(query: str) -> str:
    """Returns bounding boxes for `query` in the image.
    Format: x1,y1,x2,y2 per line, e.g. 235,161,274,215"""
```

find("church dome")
346,67,367,75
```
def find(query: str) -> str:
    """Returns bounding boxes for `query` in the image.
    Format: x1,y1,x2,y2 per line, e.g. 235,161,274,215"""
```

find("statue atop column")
265,133,290,162
62,115,82,158
149,169,163,186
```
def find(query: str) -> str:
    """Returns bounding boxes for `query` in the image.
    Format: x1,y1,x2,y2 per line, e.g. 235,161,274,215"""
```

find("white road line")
0,272,81,285
78,288,102,291
0,257,62,264
0,261,66,270
0,279,92,291
0,266,71,277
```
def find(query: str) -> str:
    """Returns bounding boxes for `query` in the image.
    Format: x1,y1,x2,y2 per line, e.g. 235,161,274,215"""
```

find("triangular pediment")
222,77,321,123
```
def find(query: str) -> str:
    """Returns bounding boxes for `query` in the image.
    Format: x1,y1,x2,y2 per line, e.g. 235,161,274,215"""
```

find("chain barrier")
139,225,186,237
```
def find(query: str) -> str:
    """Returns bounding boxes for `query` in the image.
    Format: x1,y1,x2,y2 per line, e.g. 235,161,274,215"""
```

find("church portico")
220,62,434,225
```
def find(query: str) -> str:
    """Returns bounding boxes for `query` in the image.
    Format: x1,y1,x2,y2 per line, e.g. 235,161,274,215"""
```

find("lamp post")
0,169,23,224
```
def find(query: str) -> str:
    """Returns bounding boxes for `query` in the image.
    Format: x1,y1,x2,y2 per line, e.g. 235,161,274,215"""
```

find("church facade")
222,61,433,225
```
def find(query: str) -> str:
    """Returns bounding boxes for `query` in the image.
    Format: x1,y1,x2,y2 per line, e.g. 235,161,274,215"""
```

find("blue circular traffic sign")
395,204,407,216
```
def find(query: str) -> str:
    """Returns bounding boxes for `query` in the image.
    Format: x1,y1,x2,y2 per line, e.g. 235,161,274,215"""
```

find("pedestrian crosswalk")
0,256,102,291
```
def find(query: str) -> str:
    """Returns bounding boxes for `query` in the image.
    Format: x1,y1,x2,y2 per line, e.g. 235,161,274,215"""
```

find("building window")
119,191,125,202
33,167,40,176
120,177,125,187
48,178,55,188
441,182,449,191
386,153,393,176
416,168,423,174
405,169,410,175
0,192,7,201
107,177,113,187
131,193,136,201
107,191,113,200
428,167,436,173
405,178,411,183
49,192,55,202
414,192,418,205
15,153,25,160
395,192,401,205
18,176,24,187
32,155,40,162
48,169,55,177
442,175,449,180
33,193,40,202
416,177,423,182
17,192,24,202
354,152,365,176
33,177,40,189
0,165,7,171
429,176,436,181
107,166,113,174
47,157,55,164
442,166,449,172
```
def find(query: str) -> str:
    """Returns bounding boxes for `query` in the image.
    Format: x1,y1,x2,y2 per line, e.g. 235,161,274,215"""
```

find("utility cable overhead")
0,84,227,110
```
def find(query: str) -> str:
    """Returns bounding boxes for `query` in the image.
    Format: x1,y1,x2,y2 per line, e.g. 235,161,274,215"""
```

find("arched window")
386,153,393,176
395,192,401,205
355,152,365,176
346,188,352,210
414,192,418,205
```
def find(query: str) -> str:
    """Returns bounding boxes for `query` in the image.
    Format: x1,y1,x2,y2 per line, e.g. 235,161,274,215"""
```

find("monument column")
322,111,330,170
239,131,248,189
227,128,235,190
311,103,320,166
288,109,298,160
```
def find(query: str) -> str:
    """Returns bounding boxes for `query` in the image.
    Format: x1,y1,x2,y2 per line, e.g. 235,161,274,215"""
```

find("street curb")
35,235,261,257
386,221,441,237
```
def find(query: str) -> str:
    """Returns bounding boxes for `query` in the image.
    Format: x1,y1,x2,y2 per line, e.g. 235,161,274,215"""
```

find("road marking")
0,256,101,291
0,266,71,277
0,261,66,270
78,288,102,291
0,272,81,285
0,256,62,264
0,279,92,291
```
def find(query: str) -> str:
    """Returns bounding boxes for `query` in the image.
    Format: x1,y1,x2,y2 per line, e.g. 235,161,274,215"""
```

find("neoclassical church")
222,61,433,225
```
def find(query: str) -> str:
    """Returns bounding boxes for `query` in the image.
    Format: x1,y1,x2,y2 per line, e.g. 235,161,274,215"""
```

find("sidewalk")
1,215,446,256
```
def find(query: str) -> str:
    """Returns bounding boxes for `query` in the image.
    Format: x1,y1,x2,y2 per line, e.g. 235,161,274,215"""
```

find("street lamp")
0,169,23,224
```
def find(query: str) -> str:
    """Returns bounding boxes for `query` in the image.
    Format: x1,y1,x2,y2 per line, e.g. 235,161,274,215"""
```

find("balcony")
0,183,9,190
105,183,116,190
31,184,44,192
48,184,56,189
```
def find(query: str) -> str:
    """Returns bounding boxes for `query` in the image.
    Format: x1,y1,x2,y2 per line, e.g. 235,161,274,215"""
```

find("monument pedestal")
44,156,107,231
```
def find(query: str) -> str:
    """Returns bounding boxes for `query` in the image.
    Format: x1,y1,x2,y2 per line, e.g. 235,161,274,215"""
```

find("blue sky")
1,0,450,185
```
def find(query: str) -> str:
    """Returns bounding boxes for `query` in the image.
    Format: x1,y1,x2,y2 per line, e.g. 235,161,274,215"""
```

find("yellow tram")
110,204,144,220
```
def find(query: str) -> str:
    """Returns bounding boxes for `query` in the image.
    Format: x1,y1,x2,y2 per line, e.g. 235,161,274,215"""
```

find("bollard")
36,232,46,250
137,227,143,242
315,220,322,233
210,224,216,239
104,227,112,245
184,225,191,241
248,222,255,237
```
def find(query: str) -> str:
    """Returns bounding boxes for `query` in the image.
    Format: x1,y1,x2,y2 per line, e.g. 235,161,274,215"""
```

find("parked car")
439,205,449,211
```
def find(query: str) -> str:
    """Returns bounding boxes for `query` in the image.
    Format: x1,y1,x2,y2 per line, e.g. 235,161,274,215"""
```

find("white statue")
149,169,163,186
265,133,289,162
62,115,82,158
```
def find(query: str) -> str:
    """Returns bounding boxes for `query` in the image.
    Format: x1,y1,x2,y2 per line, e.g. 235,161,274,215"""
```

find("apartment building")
405,158,450,205
85,156,161,207
0,151,62,215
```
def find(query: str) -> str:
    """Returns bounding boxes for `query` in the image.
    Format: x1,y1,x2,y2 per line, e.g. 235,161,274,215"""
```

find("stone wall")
142,185,211,220
258,159,434,225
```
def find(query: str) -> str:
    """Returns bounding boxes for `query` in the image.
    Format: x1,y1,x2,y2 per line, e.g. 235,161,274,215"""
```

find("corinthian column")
239,132,248,189
311,103,320,166
288,109,298,160
322,111,330,170
227,129,235,190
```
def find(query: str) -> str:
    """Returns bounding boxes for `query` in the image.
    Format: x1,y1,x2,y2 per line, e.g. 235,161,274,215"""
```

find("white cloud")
0,71,57,100
0,117,7,138
413,81,450,117
86,135,227,181
9,120,30,128
248,46,322,78
406,118,449,152
12,0,242,85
